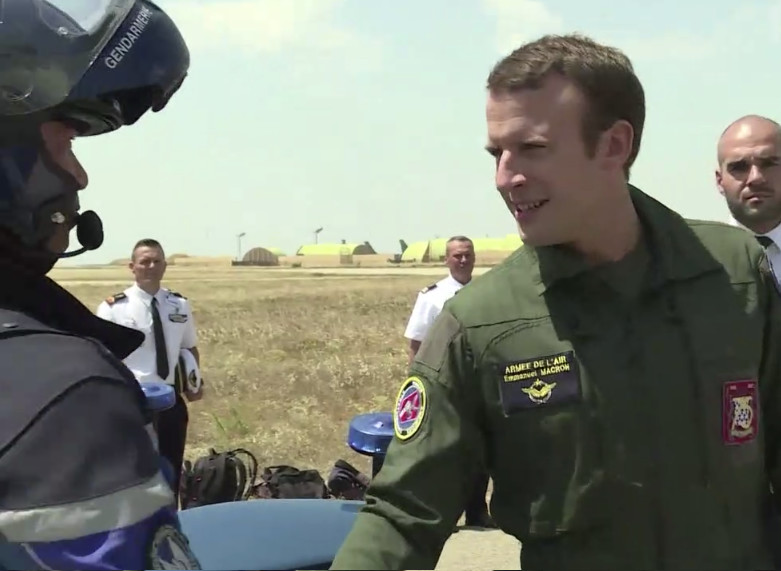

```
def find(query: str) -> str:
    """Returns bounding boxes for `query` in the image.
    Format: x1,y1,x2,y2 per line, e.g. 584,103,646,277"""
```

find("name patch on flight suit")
498,350,581,415
723,380,759,445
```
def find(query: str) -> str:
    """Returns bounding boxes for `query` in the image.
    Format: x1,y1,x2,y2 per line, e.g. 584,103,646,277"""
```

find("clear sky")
65,0,781,265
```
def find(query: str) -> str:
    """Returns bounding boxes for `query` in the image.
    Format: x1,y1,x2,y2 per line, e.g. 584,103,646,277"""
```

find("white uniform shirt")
404,274,467,342
96,284,198,385
754,223,781,287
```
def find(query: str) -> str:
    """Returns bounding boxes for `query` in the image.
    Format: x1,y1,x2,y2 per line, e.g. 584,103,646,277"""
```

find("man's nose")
495,151,527,194
747,164,767,186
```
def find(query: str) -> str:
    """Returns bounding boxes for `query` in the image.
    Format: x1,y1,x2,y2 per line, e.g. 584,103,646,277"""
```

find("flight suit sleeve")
759,257,781,502
330,307,486,570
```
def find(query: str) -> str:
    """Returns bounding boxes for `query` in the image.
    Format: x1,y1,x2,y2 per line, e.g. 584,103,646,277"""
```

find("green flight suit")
330,185,781,571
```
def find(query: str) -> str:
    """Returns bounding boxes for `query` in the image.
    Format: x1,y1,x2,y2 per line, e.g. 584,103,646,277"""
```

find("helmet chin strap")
57,209,104,258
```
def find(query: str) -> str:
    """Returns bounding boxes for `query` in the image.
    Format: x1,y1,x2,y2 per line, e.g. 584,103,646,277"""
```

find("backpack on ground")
180,447,258,509
251,465,329,499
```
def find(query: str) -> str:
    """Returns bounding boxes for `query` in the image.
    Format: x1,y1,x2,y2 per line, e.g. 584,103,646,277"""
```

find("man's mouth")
514,200,549,219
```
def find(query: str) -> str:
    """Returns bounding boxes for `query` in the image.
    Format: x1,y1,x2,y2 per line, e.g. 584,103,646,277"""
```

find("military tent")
295,242,376,256
239,247,279,266
400,241,430,263
427,238,448,261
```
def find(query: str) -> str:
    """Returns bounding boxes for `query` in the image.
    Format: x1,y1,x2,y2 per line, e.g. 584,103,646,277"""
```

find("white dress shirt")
404,274,467,342
96,284,198,385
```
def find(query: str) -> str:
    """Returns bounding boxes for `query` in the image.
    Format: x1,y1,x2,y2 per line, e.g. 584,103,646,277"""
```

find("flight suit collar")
630,184,724,285
526,184,723,294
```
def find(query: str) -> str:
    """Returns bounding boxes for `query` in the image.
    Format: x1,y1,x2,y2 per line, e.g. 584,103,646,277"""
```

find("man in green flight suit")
330,33,781,571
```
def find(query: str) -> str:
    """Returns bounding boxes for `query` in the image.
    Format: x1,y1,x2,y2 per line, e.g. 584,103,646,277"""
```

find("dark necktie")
755,235,781,295
151,297,169,380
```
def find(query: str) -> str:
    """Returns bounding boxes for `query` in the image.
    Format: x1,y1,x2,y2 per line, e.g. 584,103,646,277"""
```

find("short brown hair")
131,238,165,261
446,235,473,255
486,33,645,179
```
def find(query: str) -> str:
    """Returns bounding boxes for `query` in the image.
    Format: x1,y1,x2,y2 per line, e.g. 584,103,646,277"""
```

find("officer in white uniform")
403,272,466,354
716,114,781,289
402,235,495,529
96,238,202,500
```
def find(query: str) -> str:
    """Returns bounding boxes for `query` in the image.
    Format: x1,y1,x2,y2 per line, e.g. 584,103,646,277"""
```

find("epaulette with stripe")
105,292,127,305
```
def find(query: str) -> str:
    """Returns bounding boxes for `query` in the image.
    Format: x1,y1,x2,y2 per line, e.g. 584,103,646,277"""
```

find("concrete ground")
434,527,521,570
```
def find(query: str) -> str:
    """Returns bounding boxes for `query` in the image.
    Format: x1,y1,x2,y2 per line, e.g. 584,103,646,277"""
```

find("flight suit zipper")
663,291,710,488
627,307,666,569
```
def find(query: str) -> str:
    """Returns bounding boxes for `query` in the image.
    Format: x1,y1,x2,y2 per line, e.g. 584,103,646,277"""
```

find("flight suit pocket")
483,337,608,537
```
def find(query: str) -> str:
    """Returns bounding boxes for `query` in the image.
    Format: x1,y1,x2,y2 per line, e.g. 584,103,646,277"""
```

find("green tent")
295,243,376,256
400,241,430,262
428,238,448,261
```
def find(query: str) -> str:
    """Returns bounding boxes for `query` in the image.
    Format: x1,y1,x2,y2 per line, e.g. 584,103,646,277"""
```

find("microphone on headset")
58,210,104,258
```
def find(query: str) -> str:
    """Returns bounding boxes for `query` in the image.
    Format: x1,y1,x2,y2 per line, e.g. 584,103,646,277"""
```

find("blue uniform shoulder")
0,309,197,569
0,308,144,452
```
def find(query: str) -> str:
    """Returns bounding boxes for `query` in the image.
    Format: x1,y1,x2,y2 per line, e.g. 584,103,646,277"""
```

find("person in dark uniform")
0,1,200,569
331,33,781,571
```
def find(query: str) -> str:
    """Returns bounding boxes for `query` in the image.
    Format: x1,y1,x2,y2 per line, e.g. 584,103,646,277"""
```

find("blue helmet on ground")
0,0,189,270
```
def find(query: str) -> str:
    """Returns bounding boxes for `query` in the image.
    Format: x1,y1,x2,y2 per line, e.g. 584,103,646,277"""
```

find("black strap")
231,448,258,500
150,298,169,380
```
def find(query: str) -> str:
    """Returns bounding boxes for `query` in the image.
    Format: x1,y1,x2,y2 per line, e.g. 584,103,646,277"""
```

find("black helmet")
0,0,189,266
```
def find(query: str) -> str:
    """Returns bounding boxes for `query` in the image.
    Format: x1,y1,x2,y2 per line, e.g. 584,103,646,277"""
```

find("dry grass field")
50,263,521,570
53,264,438,472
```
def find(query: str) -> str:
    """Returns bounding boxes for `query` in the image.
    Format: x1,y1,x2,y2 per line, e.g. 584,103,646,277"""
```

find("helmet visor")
0,0,135,116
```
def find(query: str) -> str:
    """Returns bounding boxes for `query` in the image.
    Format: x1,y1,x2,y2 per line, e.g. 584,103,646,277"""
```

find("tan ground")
54,262,521,569
435,528,521,570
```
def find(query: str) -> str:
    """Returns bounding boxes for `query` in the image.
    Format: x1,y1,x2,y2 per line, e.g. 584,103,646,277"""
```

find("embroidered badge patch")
723,380,759,445
394,376,427,441
498,350,581,415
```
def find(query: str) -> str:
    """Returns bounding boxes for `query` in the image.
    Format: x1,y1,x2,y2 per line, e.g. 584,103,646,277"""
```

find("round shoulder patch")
394,376,427,441
147,524,202,570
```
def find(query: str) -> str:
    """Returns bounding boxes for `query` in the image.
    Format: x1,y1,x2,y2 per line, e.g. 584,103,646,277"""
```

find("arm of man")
331,308,486,570
403,294,438,365
0,378,200,570
94,301,113,322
